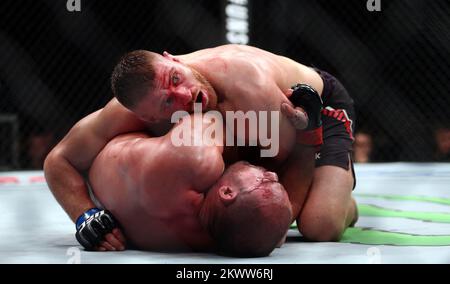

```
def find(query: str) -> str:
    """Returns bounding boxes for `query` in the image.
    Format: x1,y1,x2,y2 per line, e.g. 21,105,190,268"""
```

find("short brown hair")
210,165,292,257
214,198,291,257
111,50,157,109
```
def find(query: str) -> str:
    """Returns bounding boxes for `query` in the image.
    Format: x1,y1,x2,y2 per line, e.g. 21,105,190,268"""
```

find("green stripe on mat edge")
355,194,450,206
340,227,450,246
289,201,450,246
290,204,450,229
358,204,450,223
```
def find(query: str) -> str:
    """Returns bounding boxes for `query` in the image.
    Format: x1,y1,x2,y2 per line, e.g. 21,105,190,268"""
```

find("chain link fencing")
0,0,449,169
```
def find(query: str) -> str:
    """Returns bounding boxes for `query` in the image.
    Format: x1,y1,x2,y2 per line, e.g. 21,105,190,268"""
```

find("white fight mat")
1,163,449,264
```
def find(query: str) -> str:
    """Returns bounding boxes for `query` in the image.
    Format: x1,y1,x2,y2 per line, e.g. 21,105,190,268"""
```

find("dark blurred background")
1,0,449,169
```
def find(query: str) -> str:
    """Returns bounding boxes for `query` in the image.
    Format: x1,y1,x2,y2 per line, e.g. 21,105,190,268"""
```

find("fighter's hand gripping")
281,84,323,147
75,208,126,251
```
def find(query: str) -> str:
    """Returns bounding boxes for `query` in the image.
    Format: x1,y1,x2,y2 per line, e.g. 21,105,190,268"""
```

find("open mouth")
195,91,203,103
193,91,208,111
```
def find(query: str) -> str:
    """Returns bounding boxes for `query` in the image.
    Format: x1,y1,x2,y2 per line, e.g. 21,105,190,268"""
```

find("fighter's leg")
298,105,357,241
278,146,316,220
281,69,357,241
298,162,356,241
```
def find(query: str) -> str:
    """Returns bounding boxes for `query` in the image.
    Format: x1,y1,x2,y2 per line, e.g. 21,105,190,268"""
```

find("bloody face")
132,55,217,122
198,161,292,256
199,161,288,229
225,161,281,193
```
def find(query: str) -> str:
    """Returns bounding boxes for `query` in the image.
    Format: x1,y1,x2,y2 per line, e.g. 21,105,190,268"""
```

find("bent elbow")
43,147,64,175
43,151,55,174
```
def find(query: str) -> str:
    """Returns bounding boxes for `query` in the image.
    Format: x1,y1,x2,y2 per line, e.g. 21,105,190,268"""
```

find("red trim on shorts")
321,107,354,141
297,126,323,147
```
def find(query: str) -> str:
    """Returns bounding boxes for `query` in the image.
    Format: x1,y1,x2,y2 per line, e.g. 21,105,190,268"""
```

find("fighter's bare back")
88,117,225,251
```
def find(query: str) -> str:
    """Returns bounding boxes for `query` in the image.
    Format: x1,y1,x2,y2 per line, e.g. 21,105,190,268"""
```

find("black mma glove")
289,84,324,147
75,208,118,250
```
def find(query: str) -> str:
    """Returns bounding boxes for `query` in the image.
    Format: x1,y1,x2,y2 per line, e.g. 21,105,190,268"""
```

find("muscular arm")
189,144,225,192
225,59,315,219
44,98,147,222
279,145,316,221
197,51,316,218
165,114,225,192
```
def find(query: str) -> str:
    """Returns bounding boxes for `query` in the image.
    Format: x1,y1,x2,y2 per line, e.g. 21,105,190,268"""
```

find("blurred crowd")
0,0,449,169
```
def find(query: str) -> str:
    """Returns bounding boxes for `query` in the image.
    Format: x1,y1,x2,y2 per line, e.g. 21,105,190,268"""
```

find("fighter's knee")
299,214,345,242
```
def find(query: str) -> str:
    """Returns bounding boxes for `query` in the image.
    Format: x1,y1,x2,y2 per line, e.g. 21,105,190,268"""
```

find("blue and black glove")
75,208,118,250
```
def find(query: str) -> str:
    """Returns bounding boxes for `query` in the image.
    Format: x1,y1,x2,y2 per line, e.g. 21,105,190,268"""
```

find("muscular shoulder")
223,46,323,95
186,145,225,192
165,115,225,191
222,58,273,95
132,138,224,193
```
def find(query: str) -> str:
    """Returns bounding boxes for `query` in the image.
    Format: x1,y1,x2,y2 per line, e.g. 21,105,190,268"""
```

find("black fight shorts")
314,68,356,188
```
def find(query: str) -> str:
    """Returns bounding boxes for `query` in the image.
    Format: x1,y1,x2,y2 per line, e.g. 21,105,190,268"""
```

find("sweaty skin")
88,115,290,253
89,116,225,251
44,45,346,251
136,44,324,162
134,45,324,218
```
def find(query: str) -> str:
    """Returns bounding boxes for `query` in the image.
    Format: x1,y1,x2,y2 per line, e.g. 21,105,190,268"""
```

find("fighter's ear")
218,186,238,205
163,51,180,62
